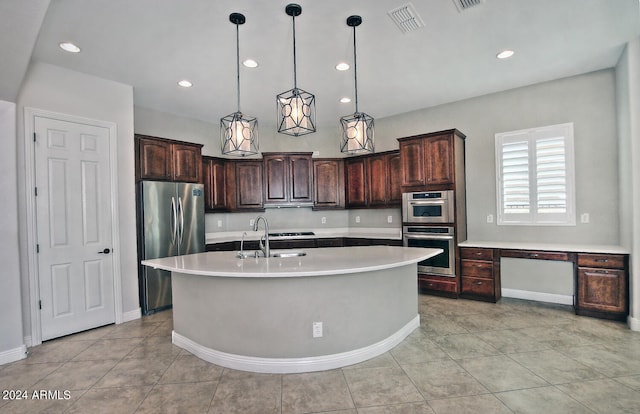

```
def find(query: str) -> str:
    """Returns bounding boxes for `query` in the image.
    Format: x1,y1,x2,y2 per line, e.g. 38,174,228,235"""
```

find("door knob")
98,248,111,254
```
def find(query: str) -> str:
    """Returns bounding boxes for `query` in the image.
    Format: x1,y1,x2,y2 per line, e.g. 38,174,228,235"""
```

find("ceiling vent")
387,3,425,34
452,0,485,12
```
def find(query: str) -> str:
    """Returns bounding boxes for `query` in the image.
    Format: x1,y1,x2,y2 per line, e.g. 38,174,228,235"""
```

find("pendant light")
221,12,258,156
276,3,316,136
340,15,374,154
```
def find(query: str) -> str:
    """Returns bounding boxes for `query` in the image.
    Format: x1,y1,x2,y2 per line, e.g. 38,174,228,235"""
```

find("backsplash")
205,207,401,233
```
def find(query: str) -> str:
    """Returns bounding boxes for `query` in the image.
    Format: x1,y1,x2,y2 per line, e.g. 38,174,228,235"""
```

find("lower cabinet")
459,247,501,302
418,274,458,297
576,253,628,320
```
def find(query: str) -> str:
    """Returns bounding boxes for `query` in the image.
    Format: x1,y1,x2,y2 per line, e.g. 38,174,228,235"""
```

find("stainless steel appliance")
402,190,454,224
403,225,455,276
138,181,205,314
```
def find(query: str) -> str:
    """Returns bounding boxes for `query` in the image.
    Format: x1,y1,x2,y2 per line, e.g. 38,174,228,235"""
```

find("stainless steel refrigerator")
138,181,205,314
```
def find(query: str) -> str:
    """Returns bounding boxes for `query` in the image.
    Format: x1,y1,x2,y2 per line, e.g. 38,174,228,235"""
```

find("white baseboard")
120,308,141,323
628,315,640,331
0,345,27,366
502,288,574,306
173,315,420,374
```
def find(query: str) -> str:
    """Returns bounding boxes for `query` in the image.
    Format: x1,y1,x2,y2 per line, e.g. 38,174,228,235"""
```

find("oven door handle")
404,234,453,240
408,200,444,206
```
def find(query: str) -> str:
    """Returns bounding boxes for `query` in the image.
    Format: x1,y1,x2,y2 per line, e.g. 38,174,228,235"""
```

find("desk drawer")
418,276,457,293
461,276,495,297
501,250,569,261
460,247,493,261
577,253,625,269
461,260,493,279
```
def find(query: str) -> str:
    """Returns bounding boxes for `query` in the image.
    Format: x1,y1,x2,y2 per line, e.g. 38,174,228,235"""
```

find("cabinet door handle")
529,253,539,258
595,259,608,263
473,281,484,285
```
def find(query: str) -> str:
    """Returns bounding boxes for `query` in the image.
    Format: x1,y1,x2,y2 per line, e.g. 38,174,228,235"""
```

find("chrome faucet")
253,216,270,258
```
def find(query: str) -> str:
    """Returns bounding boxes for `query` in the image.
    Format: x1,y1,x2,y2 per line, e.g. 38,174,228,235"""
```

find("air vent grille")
452,0,485,12
387,3,425,34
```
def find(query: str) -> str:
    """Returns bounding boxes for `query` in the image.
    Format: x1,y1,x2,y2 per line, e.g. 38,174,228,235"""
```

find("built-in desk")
458,241,630,321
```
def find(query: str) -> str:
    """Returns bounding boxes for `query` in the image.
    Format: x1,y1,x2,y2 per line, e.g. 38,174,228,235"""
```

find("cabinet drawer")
418,276,457,293
461,260,493,279
577,253,625,269
461,276,495,297
501,250,569,261
460,247,493,261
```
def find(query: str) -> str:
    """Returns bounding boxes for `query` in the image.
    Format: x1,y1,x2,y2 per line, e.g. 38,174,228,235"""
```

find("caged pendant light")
221,12,258,156
340,15,374,154
276,3,316,136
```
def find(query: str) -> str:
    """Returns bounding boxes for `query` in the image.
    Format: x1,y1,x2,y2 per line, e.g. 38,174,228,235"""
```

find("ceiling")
3,0,639,128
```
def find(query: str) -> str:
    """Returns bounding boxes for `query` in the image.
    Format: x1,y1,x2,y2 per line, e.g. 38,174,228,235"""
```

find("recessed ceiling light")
177,80,193,88
496,49,515,59
59,42,81,53
336,62,350,71
243,59,258,68
340,97,351,103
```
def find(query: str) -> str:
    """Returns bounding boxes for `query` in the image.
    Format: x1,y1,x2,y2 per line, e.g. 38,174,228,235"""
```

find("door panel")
35,116,115,340
177,183,204,256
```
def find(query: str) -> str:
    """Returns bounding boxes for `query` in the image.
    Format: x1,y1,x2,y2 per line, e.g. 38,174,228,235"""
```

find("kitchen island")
142,245,441,373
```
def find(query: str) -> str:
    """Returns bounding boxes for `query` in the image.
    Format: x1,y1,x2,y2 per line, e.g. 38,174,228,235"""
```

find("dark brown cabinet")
459,247,501,302
345,151,401,209
576,253,628,320
135,135,202,183
344,157,368,208
262,153,313,206
228,160,264,211
313,159,345,210
398,129,465,192
202,156,228,211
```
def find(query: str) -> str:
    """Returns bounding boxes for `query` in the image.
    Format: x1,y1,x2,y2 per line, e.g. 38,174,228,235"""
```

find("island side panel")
171,265,418,359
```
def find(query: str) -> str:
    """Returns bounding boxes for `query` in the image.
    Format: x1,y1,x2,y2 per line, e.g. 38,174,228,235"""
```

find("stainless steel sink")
236,250,306,258
270,250,307,258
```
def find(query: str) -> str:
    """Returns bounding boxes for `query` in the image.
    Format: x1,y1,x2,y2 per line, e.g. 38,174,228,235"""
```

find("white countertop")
459,240,629,254
206,227,402,244
142,245,440,278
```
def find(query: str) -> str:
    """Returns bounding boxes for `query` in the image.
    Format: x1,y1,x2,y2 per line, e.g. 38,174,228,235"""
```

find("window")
495,123,575,226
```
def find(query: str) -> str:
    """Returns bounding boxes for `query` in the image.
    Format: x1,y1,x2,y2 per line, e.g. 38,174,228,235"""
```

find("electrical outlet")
486,214,494,223
580,213,590,224
321,217,326,224
355,216,360,223
249,218,255,226
217,220,222,228
312,322,323,338
387,215,393,223
312,150,320,157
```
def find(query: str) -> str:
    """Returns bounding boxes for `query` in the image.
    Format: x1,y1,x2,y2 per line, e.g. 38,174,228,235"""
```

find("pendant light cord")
352,24,359,114
235,22,241,113
292,14,298,90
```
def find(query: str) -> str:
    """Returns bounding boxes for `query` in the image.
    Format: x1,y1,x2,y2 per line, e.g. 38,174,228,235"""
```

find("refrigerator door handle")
170,196,177,244
178,196,185,247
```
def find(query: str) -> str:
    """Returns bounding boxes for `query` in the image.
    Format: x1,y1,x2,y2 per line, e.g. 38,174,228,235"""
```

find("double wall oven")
402,190,455,277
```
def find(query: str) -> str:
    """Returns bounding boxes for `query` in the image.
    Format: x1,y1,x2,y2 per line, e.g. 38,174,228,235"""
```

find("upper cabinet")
345,150,401,209
202,156,228,212
313,159,345,210
229,160,264,211
262,153,313,207
398,129,466,192
135,134,202,183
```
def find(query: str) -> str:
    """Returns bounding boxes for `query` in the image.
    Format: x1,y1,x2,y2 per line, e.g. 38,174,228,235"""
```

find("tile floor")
2,295,640,413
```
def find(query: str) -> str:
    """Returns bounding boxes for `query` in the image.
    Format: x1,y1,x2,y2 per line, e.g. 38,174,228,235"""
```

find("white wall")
0,100,26,363
16,62,139,342
616,37,640,330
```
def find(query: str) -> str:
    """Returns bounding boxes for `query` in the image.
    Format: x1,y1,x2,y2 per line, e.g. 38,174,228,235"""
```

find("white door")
34,116,115,341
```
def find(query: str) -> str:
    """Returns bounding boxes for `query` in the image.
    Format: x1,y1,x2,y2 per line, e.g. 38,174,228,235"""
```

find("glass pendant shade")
341,15,374,154
221,112,258,156
340,112,374,154
221,12,258,156
277,3,316,136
